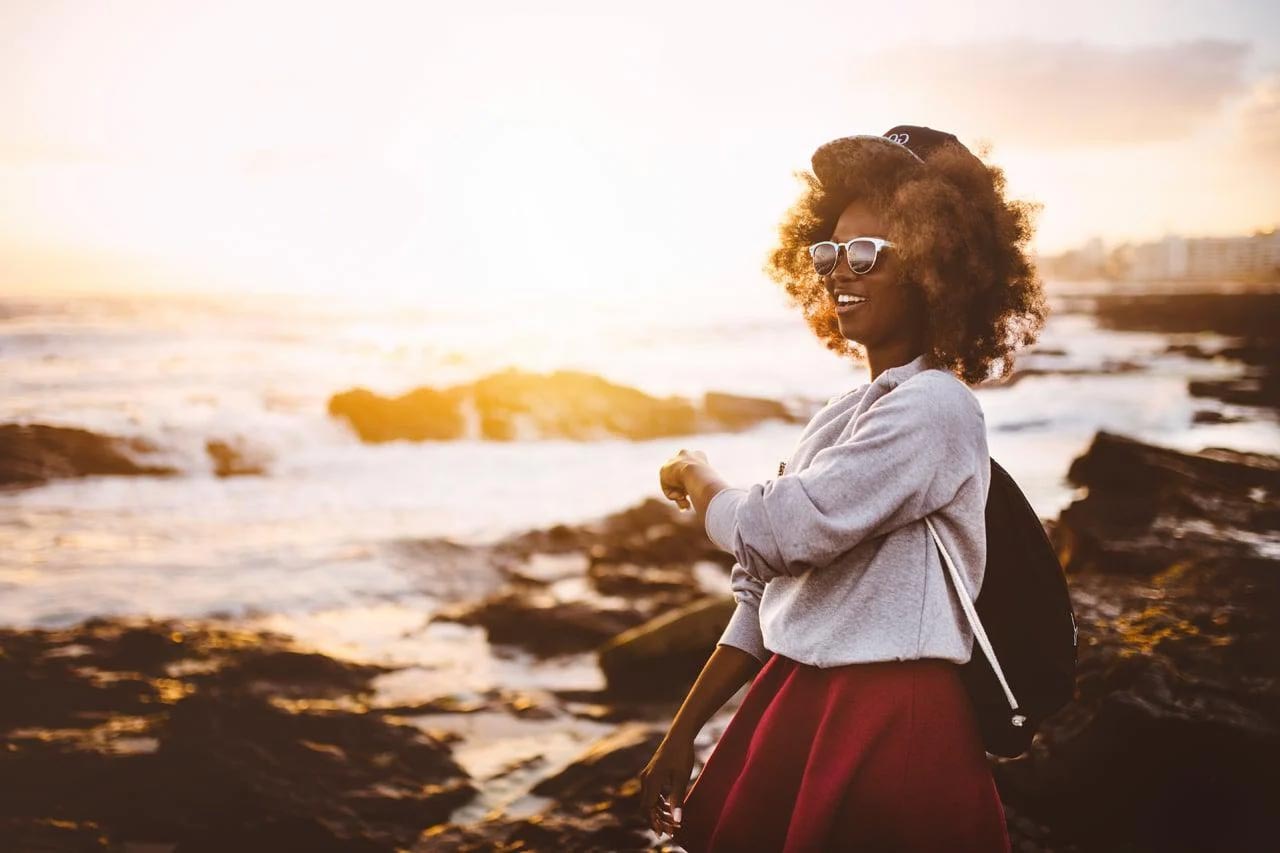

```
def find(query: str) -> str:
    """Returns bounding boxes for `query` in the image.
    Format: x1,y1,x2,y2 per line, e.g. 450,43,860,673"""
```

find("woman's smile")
835,297,871,316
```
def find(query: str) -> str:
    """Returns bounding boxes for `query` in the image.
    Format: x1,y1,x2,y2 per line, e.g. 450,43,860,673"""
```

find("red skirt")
672,653,1011,853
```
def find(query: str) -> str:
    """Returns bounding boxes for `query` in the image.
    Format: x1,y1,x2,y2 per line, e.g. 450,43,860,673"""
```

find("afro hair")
765,135,1048,385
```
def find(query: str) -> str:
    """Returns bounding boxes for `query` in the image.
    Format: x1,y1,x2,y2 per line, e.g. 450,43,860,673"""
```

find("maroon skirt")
671,653,1011,853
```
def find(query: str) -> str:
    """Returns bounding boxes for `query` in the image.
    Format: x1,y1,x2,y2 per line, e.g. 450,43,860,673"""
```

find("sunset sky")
2,0,1278,313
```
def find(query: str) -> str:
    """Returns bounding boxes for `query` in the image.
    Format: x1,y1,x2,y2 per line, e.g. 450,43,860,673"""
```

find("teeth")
837,294,869,304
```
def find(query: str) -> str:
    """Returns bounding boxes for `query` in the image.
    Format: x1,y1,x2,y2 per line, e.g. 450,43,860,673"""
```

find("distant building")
1038,228,1280,283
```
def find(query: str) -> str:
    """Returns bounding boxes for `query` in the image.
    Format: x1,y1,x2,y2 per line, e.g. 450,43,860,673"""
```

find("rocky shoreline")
327,367,808,444
3,427,1278,851
6,289,1276,490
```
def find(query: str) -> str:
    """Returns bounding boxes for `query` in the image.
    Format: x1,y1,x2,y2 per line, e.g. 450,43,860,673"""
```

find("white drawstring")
924,515,1024,724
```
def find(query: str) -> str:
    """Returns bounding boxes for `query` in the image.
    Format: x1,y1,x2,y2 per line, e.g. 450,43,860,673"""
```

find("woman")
639,125,1047,852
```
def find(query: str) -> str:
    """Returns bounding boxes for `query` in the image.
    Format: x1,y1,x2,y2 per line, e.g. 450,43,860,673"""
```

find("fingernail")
674,807,682,822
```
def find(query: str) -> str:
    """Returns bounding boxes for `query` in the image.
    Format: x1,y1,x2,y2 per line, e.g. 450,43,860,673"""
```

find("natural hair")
764,139,1048,385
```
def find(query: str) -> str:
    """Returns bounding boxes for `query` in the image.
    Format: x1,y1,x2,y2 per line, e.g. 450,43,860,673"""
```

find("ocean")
2,283,1275,643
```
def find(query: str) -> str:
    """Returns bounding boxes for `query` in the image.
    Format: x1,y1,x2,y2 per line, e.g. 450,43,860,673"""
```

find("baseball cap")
811,125,980,186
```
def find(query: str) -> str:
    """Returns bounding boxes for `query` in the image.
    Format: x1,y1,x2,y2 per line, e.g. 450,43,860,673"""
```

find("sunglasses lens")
848,240,877,273
811,243,838,276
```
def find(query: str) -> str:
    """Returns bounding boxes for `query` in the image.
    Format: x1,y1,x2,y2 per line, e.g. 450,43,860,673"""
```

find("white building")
1126,229,1279,281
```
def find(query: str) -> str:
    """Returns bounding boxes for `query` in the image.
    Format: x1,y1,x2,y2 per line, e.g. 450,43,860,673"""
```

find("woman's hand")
638,733,696,837
659,449,709,511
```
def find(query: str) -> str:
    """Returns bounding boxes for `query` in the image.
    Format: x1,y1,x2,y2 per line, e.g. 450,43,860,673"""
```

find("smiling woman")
642,126,1042,853
766,127,1049,385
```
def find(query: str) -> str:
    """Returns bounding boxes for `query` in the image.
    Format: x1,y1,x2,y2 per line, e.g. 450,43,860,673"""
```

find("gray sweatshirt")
705,352,991,668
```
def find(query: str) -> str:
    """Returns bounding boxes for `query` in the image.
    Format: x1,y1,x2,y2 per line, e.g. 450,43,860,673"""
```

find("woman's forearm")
666,644,764,743
683,461,731,531
661,461,762,742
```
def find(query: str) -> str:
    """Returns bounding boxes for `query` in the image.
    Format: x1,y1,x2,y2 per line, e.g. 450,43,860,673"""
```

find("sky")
1,0,1278,313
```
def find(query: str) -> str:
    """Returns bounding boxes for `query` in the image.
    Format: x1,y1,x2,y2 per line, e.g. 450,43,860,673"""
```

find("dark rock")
995,559,1280,853
1189,368,1280,410
530,722,663,803
0,617,475,852
435,497,723,658
1191,409,1245,424
597,597,735,698
587,561,696,597
0,818,114,851
431,588,650,657
702,391,801,429
1164,341,1218,359
978,360,1146,389
416,724,665,852
418,808,656,853
205,438,268,477
1053,430,1280,575
998,427,1280,851
1090,291,1280,412
591,503,729,573
0,423,175,487
1088,291,1280,339
493,498,730,584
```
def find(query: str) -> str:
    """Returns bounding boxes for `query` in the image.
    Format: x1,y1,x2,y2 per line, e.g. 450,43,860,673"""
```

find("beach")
2,282,1278,851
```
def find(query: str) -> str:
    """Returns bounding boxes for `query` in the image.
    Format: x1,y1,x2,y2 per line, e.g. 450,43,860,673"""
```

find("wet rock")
1164,341,1218,359
978,359,1147,389
702,391,802,429
328,368,800,443
506,551,592,585
383,537,511,602
1053,430,1280,575
205,438,269,477
1189,367,1280,410
427,498,724,661
1089,291,1280,340
1168,335,1280,409
1091,291,1280,412
492,499,687,561
0,423,175,487
470,369,701,441
416,723,665,852
496,498,730,579
587,561,696,597
328,386,467,443
418,809,657,853
0,618,475,852
432,588,651,657
530,722,664,802
1191,409,1245,425
998,428,1280,852
995,558,1280,852
597,596,736,698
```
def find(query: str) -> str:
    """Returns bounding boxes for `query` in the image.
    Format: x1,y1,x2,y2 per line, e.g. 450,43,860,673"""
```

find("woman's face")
823,198,926,351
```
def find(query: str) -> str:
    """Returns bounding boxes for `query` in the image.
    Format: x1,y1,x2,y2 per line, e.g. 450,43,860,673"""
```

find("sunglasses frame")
808,237,896,277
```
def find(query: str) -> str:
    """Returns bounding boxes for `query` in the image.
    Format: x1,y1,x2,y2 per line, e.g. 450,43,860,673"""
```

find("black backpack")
925,457,1079,759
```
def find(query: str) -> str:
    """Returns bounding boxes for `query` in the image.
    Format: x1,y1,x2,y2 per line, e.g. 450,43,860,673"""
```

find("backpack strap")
924,516,1025,725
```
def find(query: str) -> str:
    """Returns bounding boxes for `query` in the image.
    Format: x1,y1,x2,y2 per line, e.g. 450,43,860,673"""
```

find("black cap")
811,125,980,186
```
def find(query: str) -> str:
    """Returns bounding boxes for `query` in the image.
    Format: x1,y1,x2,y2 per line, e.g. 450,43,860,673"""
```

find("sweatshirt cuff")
717,599,770,664
705,487,748,552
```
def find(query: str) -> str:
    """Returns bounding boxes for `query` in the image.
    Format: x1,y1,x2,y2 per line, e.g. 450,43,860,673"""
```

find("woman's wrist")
682,461,729,517
668,645,763,743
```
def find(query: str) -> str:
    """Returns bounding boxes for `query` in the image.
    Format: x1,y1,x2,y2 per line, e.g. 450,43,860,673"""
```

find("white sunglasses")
808,237,895,276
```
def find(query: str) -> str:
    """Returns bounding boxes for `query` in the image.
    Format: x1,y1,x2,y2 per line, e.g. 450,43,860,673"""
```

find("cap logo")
886,132,911,145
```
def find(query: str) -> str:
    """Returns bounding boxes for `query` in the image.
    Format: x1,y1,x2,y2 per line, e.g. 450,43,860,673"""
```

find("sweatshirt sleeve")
705,490,770,662
716,563,770,663
704,378,983,584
